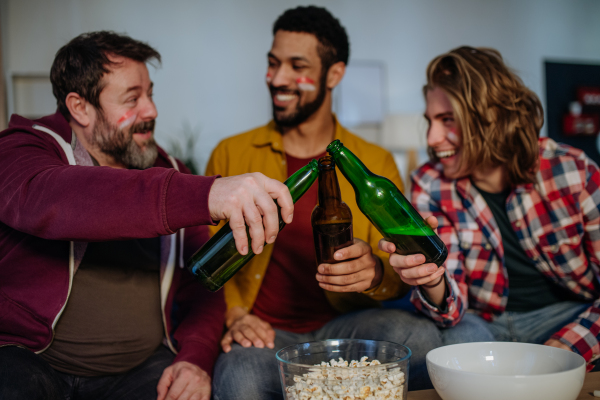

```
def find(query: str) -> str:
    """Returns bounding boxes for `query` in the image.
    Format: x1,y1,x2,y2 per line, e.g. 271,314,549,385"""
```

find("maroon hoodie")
0,111,225,375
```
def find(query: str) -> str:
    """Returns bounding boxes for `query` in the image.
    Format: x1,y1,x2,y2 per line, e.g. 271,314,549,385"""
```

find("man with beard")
206,6,442,398
0,31,294,400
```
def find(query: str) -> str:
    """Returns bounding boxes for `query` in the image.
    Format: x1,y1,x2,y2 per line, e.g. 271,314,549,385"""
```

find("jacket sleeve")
550,160,600,367
168,160,225,375
409,174,466,327
171,250,226,376
204,141,249,311
362,151,410,300
0,130,216,241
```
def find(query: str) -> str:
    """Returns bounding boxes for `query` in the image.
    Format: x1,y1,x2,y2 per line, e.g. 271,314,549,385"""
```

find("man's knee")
352,309,442,345
441,313,495,346
0,346,64,400
213,345,281,400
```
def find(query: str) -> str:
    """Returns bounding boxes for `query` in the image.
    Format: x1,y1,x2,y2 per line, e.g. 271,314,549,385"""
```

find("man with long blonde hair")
380,46,600,369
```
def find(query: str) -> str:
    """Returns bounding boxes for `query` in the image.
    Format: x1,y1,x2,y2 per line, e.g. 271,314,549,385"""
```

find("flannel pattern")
410,138,600,364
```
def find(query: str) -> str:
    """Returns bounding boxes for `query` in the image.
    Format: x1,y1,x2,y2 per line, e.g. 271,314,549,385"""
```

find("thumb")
156,367,174,400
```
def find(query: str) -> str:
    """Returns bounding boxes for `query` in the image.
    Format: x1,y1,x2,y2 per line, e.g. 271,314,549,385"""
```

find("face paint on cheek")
447,130,460,145
266,72,272,84
296,76,316,91
117,110,137,130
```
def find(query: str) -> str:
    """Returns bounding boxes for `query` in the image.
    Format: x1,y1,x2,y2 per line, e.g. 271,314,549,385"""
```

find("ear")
65,93,92,127
326,61,346,90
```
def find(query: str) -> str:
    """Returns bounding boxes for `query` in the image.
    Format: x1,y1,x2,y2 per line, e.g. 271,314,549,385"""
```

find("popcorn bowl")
426,342,586,400
276,339,411,400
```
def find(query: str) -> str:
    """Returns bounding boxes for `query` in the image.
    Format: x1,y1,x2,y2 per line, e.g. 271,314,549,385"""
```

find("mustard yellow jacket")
205,118,410,314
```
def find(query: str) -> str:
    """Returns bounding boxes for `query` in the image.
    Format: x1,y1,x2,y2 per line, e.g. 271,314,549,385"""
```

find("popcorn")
284,357,405,400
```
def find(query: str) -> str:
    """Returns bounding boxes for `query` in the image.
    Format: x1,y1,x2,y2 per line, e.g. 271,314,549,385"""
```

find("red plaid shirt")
410,138,600,365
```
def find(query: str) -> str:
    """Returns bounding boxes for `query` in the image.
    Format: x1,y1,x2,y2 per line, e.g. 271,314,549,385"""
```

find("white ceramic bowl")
426,342,586,400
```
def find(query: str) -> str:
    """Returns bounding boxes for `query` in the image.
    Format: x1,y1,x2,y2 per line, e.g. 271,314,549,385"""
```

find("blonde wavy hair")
424,46,544,186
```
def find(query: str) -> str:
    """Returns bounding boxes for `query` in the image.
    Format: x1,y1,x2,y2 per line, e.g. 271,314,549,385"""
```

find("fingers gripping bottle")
326,140,447,266
311,156,354,265
187,160,320,291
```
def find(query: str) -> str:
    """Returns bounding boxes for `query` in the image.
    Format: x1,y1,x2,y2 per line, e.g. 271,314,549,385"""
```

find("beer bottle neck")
329,145,374,191
318,166,342,206
285,159,319,203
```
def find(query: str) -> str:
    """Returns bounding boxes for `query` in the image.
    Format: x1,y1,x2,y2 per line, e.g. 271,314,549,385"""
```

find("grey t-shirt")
40,237,164,376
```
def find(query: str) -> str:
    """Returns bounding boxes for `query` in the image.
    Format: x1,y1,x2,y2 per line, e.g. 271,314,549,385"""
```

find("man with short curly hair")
207,6,442,398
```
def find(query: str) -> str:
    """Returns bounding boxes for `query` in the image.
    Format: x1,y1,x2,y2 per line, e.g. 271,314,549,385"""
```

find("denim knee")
212,345,282,400
441,313,495,346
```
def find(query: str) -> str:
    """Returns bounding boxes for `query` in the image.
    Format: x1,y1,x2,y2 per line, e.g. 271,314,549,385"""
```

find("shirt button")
382,288,387,293
484,243,492,250
461,241,471,250
571,237,578,245
550,244,559,253
515,221,522,228
255,274,261,280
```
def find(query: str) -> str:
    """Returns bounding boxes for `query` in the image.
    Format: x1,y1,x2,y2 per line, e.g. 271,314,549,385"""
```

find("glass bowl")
276,338,411,400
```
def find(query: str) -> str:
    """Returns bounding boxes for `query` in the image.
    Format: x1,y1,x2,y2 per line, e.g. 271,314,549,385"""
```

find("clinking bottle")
187,159,320,291
326,139,448,266
311,156,353,265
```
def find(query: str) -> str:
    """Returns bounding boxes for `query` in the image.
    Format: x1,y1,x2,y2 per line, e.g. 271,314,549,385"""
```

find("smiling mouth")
436,149,456,159
133,131,153,140
275,93,297,101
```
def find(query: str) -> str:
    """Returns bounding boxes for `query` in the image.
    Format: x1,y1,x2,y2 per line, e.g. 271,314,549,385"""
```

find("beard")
271,71,327,127
91,111,158,170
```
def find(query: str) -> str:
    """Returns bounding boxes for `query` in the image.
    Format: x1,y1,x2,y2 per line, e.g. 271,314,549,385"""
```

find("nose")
427,123,446,148
270,65,294,88
138,95,158,121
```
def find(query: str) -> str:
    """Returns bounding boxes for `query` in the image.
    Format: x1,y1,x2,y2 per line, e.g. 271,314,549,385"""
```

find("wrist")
225,306,248,327
421,275,444,289
368,255,384,290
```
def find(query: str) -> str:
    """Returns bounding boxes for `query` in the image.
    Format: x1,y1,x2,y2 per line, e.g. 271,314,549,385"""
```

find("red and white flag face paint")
117,110,137,130
266,72,273,84
447,129,460,145
296,76,316,92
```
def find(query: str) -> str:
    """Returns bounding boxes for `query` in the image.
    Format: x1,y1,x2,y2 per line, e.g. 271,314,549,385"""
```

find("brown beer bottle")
311,156,353,265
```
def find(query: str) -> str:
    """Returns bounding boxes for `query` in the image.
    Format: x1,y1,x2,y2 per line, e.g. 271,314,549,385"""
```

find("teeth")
276,94,296,101
436,150,456,158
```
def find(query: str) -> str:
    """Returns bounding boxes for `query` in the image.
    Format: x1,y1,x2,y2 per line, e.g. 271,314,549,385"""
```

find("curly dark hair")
273,6,349,71
50,31,161,120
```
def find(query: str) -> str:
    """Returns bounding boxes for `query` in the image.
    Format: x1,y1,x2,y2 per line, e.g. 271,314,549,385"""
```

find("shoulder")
537,137,598,192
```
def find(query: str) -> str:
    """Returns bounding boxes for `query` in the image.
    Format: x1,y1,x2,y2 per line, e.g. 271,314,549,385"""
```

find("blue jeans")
441,301,592,346
212,308,443,399
0,345,174,400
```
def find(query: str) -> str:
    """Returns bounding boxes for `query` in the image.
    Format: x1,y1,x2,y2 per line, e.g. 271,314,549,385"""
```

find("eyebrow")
123,82,153,95
267,52,310,63
434,112,453,119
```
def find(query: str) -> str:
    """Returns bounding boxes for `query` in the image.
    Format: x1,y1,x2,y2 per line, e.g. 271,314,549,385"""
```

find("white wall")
2,0,600,172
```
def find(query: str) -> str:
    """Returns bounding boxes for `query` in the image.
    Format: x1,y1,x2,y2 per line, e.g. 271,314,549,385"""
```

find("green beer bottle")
188,159,320,291
326,140,447,266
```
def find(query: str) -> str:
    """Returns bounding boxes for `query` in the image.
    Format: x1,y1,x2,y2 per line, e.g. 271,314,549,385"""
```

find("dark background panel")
545,61,600,166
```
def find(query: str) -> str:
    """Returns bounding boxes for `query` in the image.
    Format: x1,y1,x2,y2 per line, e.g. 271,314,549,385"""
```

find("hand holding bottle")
378,216,446,306
220,306,275,353
208,173,294,255
316,238,383,293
